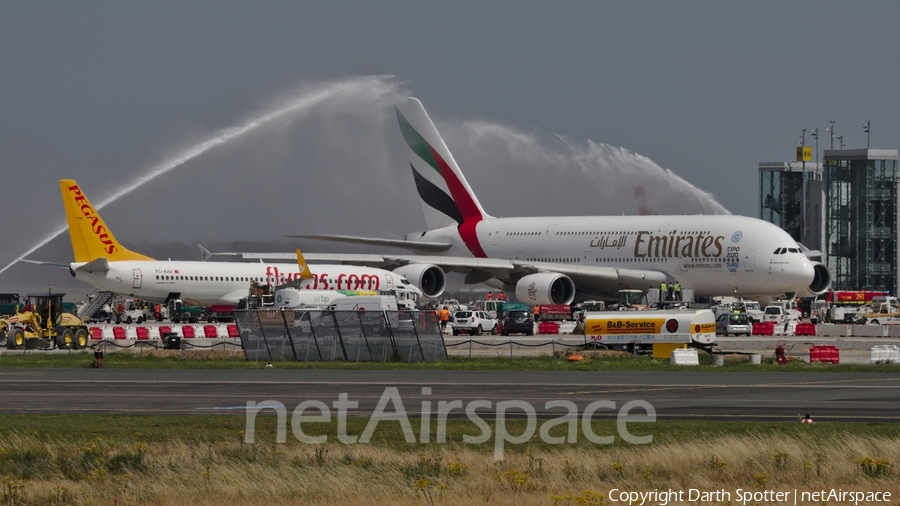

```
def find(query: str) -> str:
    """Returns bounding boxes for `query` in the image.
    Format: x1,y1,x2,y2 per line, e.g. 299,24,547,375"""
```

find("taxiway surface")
1,369,898,421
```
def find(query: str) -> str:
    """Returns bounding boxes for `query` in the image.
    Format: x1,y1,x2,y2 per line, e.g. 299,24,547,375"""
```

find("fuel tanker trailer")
583,309,716,351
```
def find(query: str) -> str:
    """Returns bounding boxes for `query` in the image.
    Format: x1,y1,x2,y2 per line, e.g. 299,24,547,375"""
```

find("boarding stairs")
77,291,115,320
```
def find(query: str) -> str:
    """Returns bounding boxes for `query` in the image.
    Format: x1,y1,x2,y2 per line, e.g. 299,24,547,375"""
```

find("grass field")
0,415,897,505
3,350,900,372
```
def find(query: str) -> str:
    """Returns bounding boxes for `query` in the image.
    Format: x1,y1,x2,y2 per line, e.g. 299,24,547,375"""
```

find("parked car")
715,313,752,336
451,310,497,336
501,310,534,336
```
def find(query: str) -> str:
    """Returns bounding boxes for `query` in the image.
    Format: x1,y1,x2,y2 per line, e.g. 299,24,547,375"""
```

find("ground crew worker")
660,282,668,302
486,292,493,300
498,291,505,301
440,306,450,332
534,304,540,321
673,281,681,301
91,347,104,368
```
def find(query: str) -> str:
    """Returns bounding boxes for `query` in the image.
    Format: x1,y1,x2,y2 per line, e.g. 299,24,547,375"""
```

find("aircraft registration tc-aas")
23,180,430,306
215,97,832,305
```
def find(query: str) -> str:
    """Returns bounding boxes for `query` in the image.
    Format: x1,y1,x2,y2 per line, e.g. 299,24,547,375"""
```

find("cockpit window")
773,248,781,254
788,248,800,253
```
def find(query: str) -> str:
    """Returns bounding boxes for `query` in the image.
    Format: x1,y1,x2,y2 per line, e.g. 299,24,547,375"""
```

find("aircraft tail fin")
395,97,492,230
60,179,154,262
295,249,313,280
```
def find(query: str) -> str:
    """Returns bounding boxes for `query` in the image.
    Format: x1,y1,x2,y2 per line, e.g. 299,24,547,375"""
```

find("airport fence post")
510,340,513,360
552,340,555,359
468,339,472,358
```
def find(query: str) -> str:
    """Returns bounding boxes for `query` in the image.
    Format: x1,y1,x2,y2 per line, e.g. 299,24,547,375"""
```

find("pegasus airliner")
30,180,432,305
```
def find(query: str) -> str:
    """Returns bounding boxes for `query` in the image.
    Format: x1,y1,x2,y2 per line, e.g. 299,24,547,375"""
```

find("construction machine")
3,292,90,349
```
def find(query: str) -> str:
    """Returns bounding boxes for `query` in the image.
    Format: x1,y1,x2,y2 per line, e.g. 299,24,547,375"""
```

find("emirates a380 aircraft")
226,98,832,305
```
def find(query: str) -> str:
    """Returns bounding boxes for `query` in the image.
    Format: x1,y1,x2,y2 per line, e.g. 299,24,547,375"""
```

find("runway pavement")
1,369,899,421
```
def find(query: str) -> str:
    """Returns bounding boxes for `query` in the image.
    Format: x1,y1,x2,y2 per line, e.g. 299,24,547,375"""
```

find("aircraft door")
583,249,593,264
132,269,142,289
493,225,507,246
385,274,394,289
744,250,756,272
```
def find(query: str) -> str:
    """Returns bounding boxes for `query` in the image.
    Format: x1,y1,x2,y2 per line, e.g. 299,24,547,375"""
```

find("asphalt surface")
1,369,899,421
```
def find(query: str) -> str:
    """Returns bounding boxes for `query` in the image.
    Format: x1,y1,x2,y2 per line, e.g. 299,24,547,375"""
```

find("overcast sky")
2,2,899,295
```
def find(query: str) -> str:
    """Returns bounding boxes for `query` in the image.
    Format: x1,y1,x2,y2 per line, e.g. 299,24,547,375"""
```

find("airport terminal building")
759,148,900,293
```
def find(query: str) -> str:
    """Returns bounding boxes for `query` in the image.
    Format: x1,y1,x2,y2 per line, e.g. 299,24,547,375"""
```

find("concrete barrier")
670,349,699,366
851,325,887,338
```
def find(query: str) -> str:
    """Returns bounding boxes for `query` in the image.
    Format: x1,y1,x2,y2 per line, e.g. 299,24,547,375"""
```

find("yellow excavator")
2,292,90,349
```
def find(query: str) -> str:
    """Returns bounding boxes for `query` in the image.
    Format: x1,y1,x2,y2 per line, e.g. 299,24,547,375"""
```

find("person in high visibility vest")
673,282,682,301
486,292,493,300
439,306,450,332
498,291,505,301
660,282,668,302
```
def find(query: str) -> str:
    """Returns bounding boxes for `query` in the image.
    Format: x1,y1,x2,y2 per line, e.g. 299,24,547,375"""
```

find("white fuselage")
70,260,412,305
412,214,815,297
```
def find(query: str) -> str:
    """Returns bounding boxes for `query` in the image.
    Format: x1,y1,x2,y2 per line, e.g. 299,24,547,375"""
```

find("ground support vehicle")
167,299,207,324
715,312,752,336
0,293,21,317
863,296,900,325
3,293,90,349
501,309,534,336
583,309,716,352
451,310,498,336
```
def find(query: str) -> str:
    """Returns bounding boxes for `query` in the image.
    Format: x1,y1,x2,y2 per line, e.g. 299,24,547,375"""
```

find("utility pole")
829,120,835,150
811,128,819,168
864,120,871,149
837,135,844,150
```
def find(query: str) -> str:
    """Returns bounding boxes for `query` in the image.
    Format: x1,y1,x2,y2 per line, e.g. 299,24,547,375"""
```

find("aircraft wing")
285,234,453,253
210,251,668,297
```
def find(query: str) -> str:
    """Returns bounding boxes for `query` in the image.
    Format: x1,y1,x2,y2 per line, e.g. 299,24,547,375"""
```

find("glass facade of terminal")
823,150,899,292
758,161,824,255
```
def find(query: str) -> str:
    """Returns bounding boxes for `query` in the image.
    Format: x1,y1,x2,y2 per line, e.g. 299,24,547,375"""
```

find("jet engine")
514,273,576,305
796,261,832,298
393,264,446,299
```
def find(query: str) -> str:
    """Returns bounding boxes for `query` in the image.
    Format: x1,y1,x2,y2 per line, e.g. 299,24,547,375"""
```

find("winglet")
295,249,313,280
198,244,213,262
59,180,153,262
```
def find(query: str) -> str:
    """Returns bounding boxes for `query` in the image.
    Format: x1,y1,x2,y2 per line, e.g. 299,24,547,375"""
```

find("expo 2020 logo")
731,231,743,243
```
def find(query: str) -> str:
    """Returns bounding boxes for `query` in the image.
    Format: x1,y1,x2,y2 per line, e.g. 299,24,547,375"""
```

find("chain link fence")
233,309,447,362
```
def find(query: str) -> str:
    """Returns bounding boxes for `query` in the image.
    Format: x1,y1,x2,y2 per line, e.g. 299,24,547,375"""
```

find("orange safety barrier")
89,327,103,340
182,326,196,339
227,325,240,338
810,344,840,364
203,325,218,338
136,327,150,340
538,321,559,334
752,322,775,336
794,322,816,336
112,327,126,340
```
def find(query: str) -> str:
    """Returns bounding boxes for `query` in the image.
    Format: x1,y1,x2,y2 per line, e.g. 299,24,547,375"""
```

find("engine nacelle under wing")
393,264,446,299
796,261,832,298
515,273,576,305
